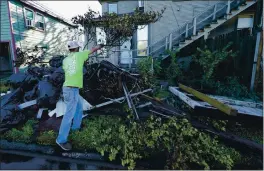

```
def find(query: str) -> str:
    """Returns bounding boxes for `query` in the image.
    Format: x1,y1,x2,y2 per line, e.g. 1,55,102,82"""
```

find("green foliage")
0,83,10,93
215,77,259,100
3,116,241,170
229,125,263,144
37,130,57,146
69,116,124,151
69,115,238,170
154,89,170,99
4,120,38,143
218,145,241,164
166,51,182,83
194,42,236,83
198,117,228,132
137,56,162,87
72,8,165,48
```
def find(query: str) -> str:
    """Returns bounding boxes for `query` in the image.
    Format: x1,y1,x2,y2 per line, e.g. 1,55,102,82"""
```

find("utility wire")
170,2,180,28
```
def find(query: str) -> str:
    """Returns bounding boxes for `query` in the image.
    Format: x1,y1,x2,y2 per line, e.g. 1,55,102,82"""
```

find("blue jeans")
57,87,83,143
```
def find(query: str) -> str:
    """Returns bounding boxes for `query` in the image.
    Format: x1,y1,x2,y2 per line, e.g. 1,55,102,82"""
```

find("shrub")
0,83,10,93
215,77,259,100
166,51,182,83
4,120,38,143
3,116,240,170
137,56,161,87
37,130,57,145
193,42,236,84
69,115,239,170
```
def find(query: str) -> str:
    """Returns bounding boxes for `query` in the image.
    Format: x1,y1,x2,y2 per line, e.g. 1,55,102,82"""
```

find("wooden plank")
185,93,262,108
209,95,262,108
178,84,237,116
229,105,263,117
171,86,262,117
18,100,37,109
169,87,202,109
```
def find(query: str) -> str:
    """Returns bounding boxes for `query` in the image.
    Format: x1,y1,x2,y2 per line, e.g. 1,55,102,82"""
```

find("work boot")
56,140,72,151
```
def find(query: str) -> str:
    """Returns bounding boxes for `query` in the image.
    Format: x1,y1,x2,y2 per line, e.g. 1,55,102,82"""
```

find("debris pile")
0,56,183,132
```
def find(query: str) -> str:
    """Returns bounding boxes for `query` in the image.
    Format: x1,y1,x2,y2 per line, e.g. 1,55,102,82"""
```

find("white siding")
0,0,12,41
9,0,77,60
1,0,16,73
145,1,222,44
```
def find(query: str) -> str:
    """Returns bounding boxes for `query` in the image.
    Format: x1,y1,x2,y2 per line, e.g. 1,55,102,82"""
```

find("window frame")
96,27,108,58
138,0,144,8
35,12,45,31
137,25,148,56
24,7,35,27
237,14,254,29
108,3,118,14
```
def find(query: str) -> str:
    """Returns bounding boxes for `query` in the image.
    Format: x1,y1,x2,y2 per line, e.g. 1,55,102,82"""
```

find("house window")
137,25,148,56
35,13,45,30
138,0,144,8
96,27,107,57
25,8,34,27
237,14,254,29
108,3,117,14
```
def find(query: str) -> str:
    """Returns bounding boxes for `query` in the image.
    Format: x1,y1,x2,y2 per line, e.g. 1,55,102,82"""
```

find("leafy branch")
72,8,166,50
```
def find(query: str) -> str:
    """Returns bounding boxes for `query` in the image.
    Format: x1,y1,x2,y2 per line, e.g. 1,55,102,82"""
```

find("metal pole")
151,57,154,73
226,0,231,15
92,89,152,109
122,82,139,120
129,51,132,70
193,17,197,36
169,33,172,50
213,4,217,20
165,36,168,50
250,32,261,91
147,46,150,56
185,23,188,38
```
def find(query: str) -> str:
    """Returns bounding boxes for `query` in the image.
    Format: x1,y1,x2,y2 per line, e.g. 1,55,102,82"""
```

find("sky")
37,1,102,21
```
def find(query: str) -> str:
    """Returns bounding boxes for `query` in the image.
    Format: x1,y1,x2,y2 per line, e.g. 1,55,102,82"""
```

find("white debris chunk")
56,99,67,117
48,109,56,117
37,108,47,119
79,95,93,111
18,100,37,109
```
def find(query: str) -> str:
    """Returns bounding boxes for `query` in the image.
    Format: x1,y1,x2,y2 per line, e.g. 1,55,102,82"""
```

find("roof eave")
19,0,77,28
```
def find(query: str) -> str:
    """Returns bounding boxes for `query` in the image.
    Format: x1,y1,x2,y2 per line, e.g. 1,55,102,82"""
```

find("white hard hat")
67,40,80,49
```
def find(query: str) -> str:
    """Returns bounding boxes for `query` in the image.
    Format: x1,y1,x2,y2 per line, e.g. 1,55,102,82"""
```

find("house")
94,0,260,68
0,0,83,74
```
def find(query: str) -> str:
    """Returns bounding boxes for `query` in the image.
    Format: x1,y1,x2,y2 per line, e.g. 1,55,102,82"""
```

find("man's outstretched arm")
88,44,104,55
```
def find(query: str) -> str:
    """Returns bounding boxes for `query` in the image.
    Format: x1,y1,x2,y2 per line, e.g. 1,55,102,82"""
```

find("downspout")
7,0,18,73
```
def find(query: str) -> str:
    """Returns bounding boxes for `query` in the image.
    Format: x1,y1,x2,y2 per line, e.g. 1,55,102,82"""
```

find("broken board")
169,86,263,118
